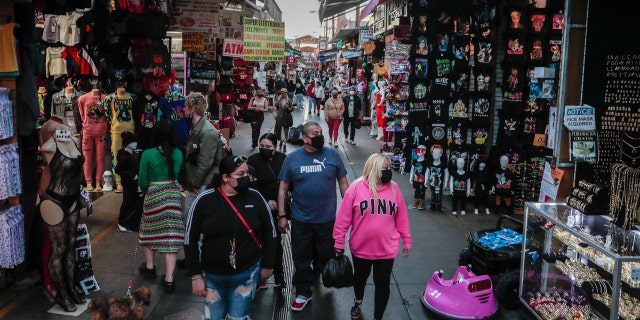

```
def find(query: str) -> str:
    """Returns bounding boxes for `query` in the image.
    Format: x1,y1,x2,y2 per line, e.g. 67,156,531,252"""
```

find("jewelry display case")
520,202,640,319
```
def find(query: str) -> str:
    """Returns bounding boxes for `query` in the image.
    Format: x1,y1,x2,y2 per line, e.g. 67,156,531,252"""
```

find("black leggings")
250,120,264,147
352,255,395,320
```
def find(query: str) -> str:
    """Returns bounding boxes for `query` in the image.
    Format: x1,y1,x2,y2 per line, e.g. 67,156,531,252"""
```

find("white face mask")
349,91,355,95
126,142,138,150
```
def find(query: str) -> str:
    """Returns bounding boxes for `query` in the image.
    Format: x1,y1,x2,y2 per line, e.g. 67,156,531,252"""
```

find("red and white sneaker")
291,295,311,311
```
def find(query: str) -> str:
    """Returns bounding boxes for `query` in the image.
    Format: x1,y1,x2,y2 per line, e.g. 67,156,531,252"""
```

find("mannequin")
105,87,136,192
409,145,428,210
36,86,49,128
369,81,379,138
38,117,87,312
77,88,107,191
473,159,492,215
375,80,387,141
491,155,515,215
449,158,471,215
426,145,448,212
51,86,83,135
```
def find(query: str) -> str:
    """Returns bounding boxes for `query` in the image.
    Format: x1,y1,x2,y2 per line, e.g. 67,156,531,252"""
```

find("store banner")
172,0,221,33
182,32,205,52
223,39,244,58
359,26,373,49
243,18,285,62
563,105,596,131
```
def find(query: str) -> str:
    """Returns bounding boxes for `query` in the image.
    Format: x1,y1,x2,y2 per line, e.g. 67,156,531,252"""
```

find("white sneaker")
486,209,491,215
291,295,312,311
350,140,356,145
474,209,479,215
461,211,466,215
452,211,457,215
118,224,132,233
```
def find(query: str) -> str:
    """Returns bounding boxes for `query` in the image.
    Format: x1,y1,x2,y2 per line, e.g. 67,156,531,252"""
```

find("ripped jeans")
203,261,260,320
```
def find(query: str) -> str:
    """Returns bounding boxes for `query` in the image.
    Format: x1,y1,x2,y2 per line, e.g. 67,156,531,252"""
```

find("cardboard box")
220,128,230,141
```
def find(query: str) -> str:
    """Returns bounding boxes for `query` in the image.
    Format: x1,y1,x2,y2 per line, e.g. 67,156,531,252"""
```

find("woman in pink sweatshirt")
333,153,412,320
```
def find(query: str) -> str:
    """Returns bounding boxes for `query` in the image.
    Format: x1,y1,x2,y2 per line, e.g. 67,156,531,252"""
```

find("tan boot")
85,184,94,192
410,200,419,209
418,200,425,210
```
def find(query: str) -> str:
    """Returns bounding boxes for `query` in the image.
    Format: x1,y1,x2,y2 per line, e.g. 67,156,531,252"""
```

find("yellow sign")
533,134,547,147
243,18,285,62
182,32,205,52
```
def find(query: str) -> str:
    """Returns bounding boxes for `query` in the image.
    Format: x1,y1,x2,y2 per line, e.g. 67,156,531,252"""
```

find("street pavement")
0,96,529,319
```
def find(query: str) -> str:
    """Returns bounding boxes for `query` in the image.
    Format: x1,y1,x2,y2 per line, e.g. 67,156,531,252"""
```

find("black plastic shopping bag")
322,254,354,288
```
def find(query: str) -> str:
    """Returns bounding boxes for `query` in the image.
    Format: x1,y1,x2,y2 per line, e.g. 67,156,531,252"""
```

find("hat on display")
121,131,137,148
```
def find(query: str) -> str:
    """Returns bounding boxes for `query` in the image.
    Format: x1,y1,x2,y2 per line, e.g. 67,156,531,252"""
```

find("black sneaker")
351,299,362,319
138,263,157,280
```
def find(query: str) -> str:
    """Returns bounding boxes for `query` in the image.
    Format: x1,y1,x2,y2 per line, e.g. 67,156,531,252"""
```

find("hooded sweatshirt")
333,179,412,260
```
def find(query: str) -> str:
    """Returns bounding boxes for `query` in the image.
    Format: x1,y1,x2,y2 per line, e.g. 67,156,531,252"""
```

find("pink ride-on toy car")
421,265,498,319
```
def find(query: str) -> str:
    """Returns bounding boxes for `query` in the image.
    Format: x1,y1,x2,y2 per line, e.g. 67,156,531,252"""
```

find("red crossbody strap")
218,188,262,251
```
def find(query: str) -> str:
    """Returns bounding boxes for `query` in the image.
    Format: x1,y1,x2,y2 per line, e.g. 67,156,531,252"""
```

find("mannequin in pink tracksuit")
333,153,411,320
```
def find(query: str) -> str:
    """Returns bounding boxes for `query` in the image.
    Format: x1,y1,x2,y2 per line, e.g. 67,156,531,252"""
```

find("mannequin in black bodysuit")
39,117,86,312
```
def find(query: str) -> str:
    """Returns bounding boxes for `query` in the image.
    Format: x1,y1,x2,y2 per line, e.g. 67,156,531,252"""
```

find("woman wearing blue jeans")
185,155,277,320
294,79,307,110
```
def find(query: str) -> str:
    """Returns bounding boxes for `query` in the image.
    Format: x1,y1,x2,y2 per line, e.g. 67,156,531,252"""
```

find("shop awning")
238,0,261,12
359,0,391,21
329,28,359,44
318,0,369,22
341,51,361,59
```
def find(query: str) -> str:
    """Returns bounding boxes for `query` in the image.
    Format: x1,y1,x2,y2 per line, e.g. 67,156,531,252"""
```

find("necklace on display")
622,138,640,154
621,149,640,165
623,132,640,141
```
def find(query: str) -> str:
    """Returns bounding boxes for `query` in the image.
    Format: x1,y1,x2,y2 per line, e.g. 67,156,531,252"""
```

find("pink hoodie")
333,179,412,260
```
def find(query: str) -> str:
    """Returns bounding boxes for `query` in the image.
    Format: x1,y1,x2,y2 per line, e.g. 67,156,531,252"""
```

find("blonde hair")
185,92,208,115
358,153,392,200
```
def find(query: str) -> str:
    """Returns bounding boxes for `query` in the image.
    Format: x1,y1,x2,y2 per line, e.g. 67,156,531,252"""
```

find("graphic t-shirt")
158,97,189,148
78,92,107,136
133,92,160,149
278,147,347,223
451,171,470,192
105,92,136,133
411,158,428,183
428,161,447,188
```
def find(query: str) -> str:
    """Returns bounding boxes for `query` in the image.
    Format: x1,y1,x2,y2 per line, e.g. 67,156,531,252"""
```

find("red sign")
223,39,244,58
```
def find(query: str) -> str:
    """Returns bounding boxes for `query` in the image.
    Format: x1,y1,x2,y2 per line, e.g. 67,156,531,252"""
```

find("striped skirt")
138,180,185,253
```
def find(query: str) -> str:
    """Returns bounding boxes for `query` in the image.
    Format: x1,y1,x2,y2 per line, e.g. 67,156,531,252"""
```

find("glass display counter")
521,202,640,319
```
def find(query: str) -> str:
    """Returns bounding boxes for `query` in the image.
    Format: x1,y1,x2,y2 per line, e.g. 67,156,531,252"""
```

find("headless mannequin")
449,158,471,215
64,87,78,135
109,87,135,192
36,87,48,128
425,146,449,212
409,145,428,210
473,160,491,215
78,87,107,191
491,155,514,215
39,117,86,312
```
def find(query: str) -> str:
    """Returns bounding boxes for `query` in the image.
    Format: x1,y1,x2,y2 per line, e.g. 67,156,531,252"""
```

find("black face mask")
380,169,393,184
232,176,251,193
308,135,324,149
259,148,273,159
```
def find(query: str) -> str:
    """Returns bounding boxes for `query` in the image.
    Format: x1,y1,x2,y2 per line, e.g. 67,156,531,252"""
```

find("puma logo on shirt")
300,157,326,173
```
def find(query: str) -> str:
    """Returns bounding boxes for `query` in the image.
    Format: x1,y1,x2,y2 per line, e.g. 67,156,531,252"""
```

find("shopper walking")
185,155,276,320
277,121,349,311
312,81,325,116
306,81,316,114
273,88,292,153
246,88,269,149
342,87,362,145
247,133,287,289
294,79,306,111
138,119,185,293
324,90,345,148
333,153,412,320
287,78,296,101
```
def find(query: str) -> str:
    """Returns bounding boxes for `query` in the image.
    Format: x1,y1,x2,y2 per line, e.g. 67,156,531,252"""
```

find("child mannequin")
426,145,448,212
491,155,515,215
114,131,143,232
369,81,379,138
375,80,387,141
473,158,491,215
409,145,428,210
449,157,471,215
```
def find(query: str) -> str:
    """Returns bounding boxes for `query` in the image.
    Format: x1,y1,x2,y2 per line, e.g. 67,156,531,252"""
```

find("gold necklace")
621,149,640,165
622,138,640,154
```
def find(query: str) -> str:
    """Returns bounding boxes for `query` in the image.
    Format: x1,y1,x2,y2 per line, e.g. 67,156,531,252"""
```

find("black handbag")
284,109,293,127
355,116,362,129
243,109,255,122
322,254,354,288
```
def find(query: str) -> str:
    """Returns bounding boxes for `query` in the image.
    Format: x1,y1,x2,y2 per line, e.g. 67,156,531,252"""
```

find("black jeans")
290,220,335,297
343,116,357,141
352,255,395,320
451,190,468,212
412,181,426,200
474,186,490,210
250,120,263,147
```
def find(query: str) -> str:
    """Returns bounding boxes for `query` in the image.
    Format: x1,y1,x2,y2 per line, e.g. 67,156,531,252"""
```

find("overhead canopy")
359,0,391,21
318,0,369,22
329,28,359,44
238,0,261,12
341,51,361,59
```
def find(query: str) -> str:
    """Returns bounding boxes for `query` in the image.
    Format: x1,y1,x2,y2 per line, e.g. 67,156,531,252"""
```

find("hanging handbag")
355,116,362,129
218,188,262,251
322,254,354,288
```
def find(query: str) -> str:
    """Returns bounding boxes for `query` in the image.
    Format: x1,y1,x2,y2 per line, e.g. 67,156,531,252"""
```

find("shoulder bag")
218,188,261,251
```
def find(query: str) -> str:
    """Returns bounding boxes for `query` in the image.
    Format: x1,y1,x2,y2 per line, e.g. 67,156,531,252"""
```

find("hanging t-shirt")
450,95,470,119
144,10,169,39
76,7,108,45
77,92,107,137
143,73,169,97
62,46,99,76
472,93,492,124
429,98,449,121
32,42,48,76
450,120,468,147
45,46,67,78
158,97,189,148
0,23,19,75
41,15,60,44
105,92,136,133
56,11,83,46
132,92,160,149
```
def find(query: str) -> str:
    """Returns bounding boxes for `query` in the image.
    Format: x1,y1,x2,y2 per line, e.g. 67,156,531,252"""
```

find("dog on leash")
88,287,151,320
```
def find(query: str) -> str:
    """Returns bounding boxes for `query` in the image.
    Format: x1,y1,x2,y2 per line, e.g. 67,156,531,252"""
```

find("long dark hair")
150,119,177,180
